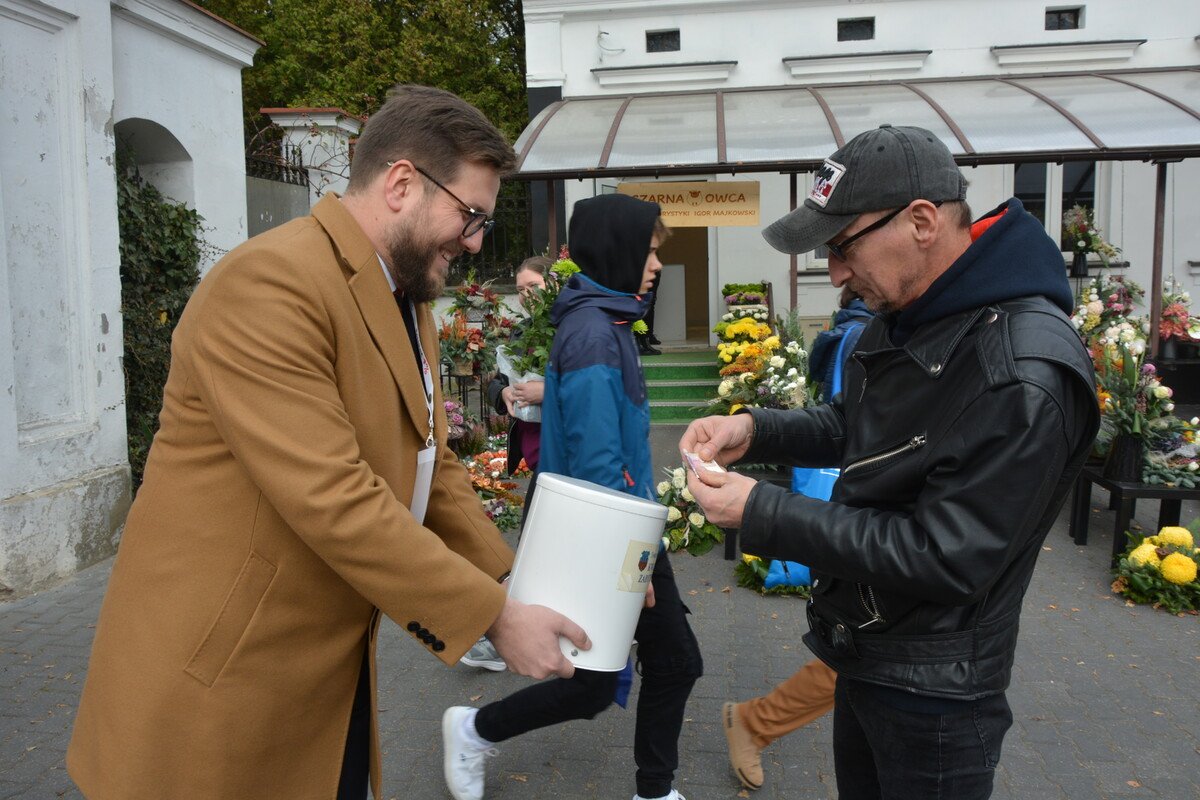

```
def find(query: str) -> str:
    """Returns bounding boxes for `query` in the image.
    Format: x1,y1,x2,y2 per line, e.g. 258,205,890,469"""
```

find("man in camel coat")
67,85,587,800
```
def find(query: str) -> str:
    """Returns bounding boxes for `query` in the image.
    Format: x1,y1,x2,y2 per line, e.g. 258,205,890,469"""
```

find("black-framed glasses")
386,160,495,238
825,200,943,261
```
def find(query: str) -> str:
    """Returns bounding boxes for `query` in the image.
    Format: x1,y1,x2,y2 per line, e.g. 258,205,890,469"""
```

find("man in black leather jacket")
683,125,1098,800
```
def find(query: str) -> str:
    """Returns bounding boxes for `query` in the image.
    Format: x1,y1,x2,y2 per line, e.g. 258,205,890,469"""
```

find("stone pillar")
0,0,130,595
262,108,364,208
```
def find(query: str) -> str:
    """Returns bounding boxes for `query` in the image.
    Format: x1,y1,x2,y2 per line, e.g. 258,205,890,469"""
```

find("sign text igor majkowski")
617,181,760,227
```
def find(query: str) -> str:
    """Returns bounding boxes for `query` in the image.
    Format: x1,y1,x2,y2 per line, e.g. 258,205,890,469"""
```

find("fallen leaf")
1127,780,1142,788
738,791,750,799
511,775,528,783
1070,608,1080,612
470,695,482,702
721,586,732,593
1046,605,1057,610
687,590,698,596
1042,545,1052,551
1152,710,1165,716
770,612,779,620
706,587,714,593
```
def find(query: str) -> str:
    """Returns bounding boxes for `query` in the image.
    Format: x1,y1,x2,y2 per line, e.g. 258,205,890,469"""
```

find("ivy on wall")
116,150,202,489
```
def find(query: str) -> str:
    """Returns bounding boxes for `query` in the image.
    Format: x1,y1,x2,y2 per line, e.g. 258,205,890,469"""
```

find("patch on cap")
808,158,846,208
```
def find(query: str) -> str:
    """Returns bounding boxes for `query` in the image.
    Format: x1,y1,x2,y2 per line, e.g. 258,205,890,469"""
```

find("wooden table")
1068,464,1200,562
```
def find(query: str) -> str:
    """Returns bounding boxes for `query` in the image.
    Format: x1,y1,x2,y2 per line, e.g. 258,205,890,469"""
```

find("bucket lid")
535,473,669,520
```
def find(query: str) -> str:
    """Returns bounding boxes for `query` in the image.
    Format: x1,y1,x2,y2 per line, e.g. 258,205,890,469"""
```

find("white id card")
408,446,437,525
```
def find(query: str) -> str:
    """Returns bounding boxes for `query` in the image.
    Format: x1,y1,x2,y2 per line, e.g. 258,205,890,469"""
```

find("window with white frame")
1013,160,1104,254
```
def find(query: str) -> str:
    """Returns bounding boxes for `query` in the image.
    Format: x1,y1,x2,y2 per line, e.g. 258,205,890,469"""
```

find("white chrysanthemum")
740,371,754,383
717,380,732,397
688,512,705,527
657,481,671,495
769,355,786,369
667,506,682,522
673,466,685,479
1129,340,1146,355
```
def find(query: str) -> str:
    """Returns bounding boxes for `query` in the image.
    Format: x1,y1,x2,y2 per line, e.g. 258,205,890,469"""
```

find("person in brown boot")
722,660,838,789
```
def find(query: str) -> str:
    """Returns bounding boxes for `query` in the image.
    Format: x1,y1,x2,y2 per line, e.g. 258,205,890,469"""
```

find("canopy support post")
1149,161,1168,359
547,179,558,256
789,173,798,310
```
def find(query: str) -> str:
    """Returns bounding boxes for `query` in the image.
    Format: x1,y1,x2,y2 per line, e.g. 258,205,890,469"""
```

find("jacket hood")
550,273,651,327
891,198,1073,345
568,194,661,294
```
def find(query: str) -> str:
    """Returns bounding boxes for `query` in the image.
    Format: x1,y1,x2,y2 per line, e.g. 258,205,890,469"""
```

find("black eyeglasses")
387,161,495,239
825,200,943,261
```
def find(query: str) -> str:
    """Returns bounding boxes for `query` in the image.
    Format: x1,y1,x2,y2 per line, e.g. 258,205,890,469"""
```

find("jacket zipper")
857,583,884,628
842,434,927,477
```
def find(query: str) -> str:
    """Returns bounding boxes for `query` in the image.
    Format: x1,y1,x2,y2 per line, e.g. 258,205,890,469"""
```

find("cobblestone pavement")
3,429,1198,799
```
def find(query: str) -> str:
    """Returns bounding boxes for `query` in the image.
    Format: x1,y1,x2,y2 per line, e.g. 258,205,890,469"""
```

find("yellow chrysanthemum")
1160,552,1198,585
1155,526,1195,549
763,335,780,349
741,553,760,565
728,403,744,415
1128,542,1161,567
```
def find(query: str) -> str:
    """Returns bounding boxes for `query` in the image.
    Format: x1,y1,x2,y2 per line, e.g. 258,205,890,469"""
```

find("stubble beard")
385,214,449,304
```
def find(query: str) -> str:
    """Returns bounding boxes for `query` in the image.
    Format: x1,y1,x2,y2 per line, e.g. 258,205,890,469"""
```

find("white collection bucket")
506,473,668,671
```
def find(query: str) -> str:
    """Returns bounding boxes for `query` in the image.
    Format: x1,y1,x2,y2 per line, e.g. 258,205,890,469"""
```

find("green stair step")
641,363,720,381
650,399,715,423
646,379,716,402
639,350,718,364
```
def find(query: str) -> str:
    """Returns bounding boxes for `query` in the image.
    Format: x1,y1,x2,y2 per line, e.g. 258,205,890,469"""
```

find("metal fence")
448,183,532,287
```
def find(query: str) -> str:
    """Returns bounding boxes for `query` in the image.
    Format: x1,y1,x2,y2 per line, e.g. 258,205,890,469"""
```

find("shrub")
117,152,203,489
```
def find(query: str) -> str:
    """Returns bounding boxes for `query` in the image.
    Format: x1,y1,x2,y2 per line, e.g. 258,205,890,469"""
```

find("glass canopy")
513,68,1200,179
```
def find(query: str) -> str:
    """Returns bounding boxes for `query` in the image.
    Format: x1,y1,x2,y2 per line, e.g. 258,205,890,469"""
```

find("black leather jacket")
738,296,1098,699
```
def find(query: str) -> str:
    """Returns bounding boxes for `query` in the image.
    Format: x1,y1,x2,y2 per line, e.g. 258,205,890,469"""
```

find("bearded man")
68,85,587,800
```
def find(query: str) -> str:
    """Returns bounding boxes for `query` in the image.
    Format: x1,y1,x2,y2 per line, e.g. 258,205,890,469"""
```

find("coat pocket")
185,551,277,687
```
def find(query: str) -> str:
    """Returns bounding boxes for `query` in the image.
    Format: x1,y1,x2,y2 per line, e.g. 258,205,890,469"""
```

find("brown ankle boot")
722,701,763,790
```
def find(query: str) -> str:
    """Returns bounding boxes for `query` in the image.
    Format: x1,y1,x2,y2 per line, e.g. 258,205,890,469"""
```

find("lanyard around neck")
406,298,436,449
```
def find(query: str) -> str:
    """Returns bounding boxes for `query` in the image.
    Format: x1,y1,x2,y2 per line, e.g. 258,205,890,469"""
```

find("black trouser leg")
337,644,371,800
474,667,617,742
631,553,703,798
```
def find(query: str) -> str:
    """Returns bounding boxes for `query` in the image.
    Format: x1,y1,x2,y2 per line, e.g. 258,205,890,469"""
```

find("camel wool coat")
67,195,513,799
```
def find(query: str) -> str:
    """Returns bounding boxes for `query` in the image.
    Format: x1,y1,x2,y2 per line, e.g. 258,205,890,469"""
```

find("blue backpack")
765,324,861,589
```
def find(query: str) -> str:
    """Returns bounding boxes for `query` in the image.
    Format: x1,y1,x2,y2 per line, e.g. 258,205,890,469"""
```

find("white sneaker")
632,791,686,800
443,706,497,800
459,636,506,671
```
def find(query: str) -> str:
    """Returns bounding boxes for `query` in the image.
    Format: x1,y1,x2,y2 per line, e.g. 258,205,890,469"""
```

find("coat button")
407,621,420,633
930,362,942,374
432,640,445,652
987,311,998,323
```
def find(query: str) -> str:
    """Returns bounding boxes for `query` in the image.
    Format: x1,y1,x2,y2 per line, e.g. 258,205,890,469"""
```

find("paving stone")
2,457,1199,800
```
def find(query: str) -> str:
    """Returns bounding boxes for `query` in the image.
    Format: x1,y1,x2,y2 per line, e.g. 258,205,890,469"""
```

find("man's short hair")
347,85,516,193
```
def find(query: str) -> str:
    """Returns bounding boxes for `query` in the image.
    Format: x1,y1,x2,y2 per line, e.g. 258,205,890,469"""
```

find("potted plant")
1062,204,1121,277
1095,333,1178,482
438,310,486,376
1158,277,1200,359
1111,524,1200,614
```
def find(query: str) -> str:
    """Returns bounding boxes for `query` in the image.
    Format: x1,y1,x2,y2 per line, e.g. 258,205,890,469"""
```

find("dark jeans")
475,552,702,798
833,676,1013,800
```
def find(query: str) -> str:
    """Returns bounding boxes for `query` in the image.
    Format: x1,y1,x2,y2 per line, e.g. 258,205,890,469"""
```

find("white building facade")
0,0,258,593
522,0,1200,341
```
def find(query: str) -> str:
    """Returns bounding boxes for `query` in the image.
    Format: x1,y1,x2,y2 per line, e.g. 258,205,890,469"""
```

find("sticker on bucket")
616,540,658,592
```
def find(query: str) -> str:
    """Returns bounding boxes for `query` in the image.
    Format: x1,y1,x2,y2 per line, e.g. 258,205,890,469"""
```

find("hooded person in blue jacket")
442,193,703,800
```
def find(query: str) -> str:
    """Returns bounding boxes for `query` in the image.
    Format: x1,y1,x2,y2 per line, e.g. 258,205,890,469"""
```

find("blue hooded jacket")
540,194,660,499
540,272,655,498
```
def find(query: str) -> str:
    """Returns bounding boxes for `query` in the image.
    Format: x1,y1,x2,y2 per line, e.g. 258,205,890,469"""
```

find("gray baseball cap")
763,124,967,255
